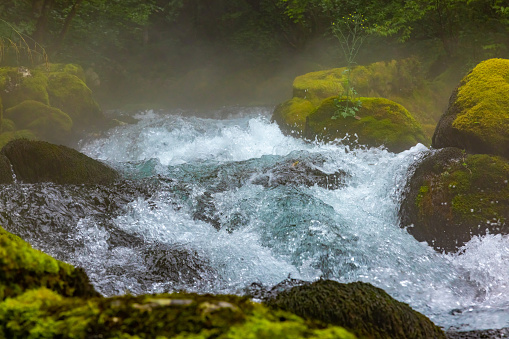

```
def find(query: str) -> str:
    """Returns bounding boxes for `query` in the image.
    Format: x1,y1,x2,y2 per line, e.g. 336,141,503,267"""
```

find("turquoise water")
2,107,508,332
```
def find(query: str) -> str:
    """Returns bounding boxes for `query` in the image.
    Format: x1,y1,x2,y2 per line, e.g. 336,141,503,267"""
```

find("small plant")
331,13,368,119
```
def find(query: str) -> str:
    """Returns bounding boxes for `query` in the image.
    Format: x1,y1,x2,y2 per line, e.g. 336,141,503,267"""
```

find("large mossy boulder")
0,155,13,184
281,58,450,137
305,97,428,152
432,58,509,158
1,139,118,185
0,225,98,300
264,279,446,339
4,100,72,144
399,148,509,252
0,64,107,145
47,71,104,129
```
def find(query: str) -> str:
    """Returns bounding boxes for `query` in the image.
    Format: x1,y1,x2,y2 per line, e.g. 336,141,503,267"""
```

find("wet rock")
399,148,509,253
1,139,118,185
446,327,509,339
0,154,13,184
432,58,509,158
264,279,446,339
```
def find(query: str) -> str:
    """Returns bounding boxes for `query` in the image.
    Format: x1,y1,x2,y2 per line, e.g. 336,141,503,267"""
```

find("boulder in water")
1,139,118,185
264,279,446,339
432,58,509,158
0,155,13,184
399,148,509,252
305,97,429,152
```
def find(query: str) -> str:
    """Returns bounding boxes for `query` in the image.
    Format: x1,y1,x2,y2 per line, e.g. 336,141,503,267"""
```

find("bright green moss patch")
306,97,429,152
0,225,98,300
5,100,72,144
0,288,357,339
264,280,445,339
1,139,119,185
37,63,86,82
0,68,49,110
271,97,315,136
433,58,509,158
453,59,509,151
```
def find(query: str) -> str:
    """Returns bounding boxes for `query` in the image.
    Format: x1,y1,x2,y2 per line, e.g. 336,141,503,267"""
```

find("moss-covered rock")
4,100,72,144
264,279,445,339
286,58,450,137
47,71,105,130
432,58,509,158
0,130,36,149
399,148,509,252
0,225,98,300
0,68,49,109
305,97,429,152
36,63,86,82
272,97,316,137
0,287,357,339
1,139,118,185
0,155,13,184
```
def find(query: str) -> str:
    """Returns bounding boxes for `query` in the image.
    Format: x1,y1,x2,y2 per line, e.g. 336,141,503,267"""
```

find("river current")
1,107,509,332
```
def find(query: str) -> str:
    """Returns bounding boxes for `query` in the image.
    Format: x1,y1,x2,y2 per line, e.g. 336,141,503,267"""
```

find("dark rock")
0,154,13,184
399,148,509,253
446,327,509,339
1,139,118,185
264,279,446,339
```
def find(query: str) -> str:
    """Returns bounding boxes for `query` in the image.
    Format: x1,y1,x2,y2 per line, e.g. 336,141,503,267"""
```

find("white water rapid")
6,107,509,333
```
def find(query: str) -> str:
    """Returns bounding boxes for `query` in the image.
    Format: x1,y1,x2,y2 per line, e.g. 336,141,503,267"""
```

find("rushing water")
1,107,509,332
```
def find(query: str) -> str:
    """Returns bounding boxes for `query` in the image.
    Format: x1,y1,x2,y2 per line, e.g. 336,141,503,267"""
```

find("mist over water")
1,107,508,332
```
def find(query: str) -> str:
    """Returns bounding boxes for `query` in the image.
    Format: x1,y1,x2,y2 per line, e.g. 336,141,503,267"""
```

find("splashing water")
2,107,509,332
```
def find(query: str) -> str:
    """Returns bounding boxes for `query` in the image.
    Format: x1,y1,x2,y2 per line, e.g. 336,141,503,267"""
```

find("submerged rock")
1,139,118,185
433,58,509,158
264,279,446,339
399,148,509,253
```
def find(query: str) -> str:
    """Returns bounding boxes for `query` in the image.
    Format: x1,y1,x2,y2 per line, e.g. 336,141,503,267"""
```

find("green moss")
0,289,356,339
0,225,98,301
4,100,73,144
450,59,509,156
264,280,445,339
0,130,36,149
271,97,316,136
1,139,119,185
37,63,87,82
47,72,104,129
286,58,449,137
414,153,509,249
0,68,49,110
1,119,15,132
306,97,429,152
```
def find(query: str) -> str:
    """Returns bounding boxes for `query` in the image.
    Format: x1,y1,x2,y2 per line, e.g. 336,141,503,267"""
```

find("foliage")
331,14,368,119
0,19,47,67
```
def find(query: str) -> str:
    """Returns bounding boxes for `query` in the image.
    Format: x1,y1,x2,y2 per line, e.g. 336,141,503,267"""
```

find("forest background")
1,0,508,110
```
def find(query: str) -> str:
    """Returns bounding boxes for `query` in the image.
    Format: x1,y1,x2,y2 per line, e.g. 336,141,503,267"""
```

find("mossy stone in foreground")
0,288,357,339
306,97,429,152
1,139,118,185
0,225,98,300
399,148,509,252
433,58,509,158
265,280,446,339
4,100,72,144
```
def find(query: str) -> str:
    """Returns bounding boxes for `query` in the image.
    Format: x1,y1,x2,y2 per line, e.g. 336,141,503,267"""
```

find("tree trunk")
53,0,85,54
32,0,54,43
